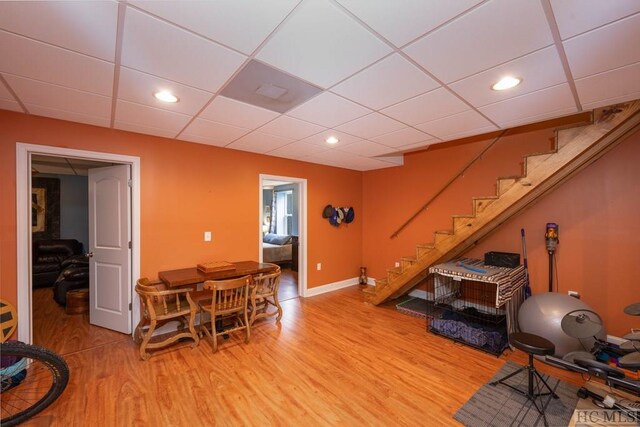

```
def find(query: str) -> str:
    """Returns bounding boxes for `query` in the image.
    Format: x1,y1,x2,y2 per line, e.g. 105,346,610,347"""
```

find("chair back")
253,269,281,298
135,278,192,319
203,275,251,317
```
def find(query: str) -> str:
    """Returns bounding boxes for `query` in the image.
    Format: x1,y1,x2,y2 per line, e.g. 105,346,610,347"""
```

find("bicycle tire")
1,341,69,426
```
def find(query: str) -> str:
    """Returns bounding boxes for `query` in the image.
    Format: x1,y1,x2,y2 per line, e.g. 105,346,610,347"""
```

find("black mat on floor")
395,297,431,319
454,361,579,426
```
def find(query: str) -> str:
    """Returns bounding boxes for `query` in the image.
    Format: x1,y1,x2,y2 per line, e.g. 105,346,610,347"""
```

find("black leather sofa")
32,239,83,288
52,255,90,306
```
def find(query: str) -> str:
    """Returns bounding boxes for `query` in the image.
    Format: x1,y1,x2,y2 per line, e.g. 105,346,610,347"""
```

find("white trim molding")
304,277,361,297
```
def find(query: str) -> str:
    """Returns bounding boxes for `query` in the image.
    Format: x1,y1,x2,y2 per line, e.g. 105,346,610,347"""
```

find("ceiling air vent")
220,60,322,113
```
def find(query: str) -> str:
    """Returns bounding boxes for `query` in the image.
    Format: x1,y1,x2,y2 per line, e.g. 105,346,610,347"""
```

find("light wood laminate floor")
29,285,584,426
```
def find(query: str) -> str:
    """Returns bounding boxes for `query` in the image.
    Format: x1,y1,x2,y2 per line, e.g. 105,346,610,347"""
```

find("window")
275,190,293,235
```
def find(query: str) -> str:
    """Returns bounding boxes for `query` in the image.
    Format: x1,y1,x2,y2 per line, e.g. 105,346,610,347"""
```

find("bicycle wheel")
1,341,69,427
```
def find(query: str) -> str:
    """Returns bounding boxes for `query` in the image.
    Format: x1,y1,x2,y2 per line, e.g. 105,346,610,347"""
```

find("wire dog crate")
424,258,526,356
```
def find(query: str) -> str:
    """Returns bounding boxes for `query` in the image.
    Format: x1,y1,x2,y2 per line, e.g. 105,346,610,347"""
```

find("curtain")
269,189,277,234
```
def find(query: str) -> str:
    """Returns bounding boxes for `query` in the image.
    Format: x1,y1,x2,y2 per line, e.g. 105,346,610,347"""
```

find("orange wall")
3,110,637,337
0,111,363,305
363,117,639,337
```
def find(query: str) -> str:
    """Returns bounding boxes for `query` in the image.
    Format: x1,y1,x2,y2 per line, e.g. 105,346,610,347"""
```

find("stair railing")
390,129,509,239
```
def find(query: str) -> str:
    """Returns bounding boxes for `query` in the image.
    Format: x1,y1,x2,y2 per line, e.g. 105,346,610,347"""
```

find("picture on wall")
32,177,61,240
32,187,46,232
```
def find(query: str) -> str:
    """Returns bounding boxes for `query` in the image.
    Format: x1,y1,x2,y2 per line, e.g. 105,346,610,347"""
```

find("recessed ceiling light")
154,90,179,103
326,136,339,144
491,76,522,91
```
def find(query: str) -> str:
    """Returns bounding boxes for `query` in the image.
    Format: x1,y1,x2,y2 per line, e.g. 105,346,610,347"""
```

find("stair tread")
416,243,435,248
472,195,499,201
496,174,523,180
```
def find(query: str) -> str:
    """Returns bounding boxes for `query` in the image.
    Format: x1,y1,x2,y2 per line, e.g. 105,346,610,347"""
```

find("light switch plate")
204,231,212,242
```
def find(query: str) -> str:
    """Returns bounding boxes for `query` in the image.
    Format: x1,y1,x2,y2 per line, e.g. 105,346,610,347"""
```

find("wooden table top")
159,260,277,288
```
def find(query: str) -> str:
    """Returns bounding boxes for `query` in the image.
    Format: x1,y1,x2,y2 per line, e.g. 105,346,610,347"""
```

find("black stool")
491,332,558,426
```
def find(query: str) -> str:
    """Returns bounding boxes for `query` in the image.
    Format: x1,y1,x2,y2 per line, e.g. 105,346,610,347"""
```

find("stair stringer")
366,100,640,305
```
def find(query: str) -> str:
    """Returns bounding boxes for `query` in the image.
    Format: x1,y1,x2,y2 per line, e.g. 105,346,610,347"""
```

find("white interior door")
88,165,131,333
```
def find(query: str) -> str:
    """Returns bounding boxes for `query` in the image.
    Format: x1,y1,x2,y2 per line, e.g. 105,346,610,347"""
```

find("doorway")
259,174,307,300
16,143,141,344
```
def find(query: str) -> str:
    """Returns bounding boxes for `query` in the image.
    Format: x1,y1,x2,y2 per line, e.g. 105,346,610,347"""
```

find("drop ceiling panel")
287,92,371,128
255,0,392,88
336,113,405,139
121,8,246,92
4,75,111,120
114,121,178,139
227,131,294,154
479,84,577,128
331,54,440,110
335,0,484,47
395,140,437,152
0,1,118,61
336,140,396,157
130,0,300,55
118,67,213,116
257,115,325,140
449,47,567,107
268,141,329,159
575,61,640,109
563,13,640,79
180,118,250,147
416,110,497,141
199,96,279,129
404,0,553,83
306,149,397,171
371,127,436,148
0,99,22,113
0,81,15,99
381,88,469,126
0,31,114,96
27,104,110,128
550,0,640,40
115,100,191,135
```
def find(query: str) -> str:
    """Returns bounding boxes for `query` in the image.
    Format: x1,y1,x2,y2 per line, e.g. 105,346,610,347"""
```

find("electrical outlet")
316,263,322,271
568,290,580,299
204,231,211,242
395,262,400,268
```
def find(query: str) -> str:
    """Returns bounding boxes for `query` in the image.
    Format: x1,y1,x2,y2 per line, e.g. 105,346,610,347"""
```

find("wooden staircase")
365,100,640,305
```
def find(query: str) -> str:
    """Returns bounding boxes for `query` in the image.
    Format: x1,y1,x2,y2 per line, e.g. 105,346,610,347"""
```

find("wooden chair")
134,278,200,360
250,264,283,326
199,275,251,352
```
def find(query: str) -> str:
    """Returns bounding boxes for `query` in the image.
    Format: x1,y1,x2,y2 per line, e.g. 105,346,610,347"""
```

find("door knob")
86,252,94,258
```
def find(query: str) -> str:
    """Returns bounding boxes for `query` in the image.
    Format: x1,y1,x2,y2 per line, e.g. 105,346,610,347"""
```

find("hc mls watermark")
573,409,640,426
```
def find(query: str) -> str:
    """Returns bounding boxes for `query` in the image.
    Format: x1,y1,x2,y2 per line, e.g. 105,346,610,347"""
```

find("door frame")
258,174,307,297
16,143,141,343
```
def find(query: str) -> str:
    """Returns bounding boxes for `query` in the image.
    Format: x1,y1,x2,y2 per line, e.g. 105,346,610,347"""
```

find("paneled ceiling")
1,0,639,171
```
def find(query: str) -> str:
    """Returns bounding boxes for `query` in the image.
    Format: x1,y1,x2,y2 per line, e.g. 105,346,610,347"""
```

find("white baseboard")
304,277,360,297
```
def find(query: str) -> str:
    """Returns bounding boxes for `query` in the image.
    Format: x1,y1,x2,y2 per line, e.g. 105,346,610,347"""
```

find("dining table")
158,260,278,289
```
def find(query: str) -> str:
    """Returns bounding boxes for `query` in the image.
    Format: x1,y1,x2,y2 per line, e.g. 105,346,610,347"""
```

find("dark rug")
395,297,431,319
454,361,579,426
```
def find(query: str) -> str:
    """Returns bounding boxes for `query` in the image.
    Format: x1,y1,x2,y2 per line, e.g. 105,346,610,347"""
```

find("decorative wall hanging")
32,177,61,240
322,205,354,227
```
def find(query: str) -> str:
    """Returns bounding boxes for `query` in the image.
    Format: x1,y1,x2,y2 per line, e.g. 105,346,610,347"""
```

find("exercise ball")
518,292,606,357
